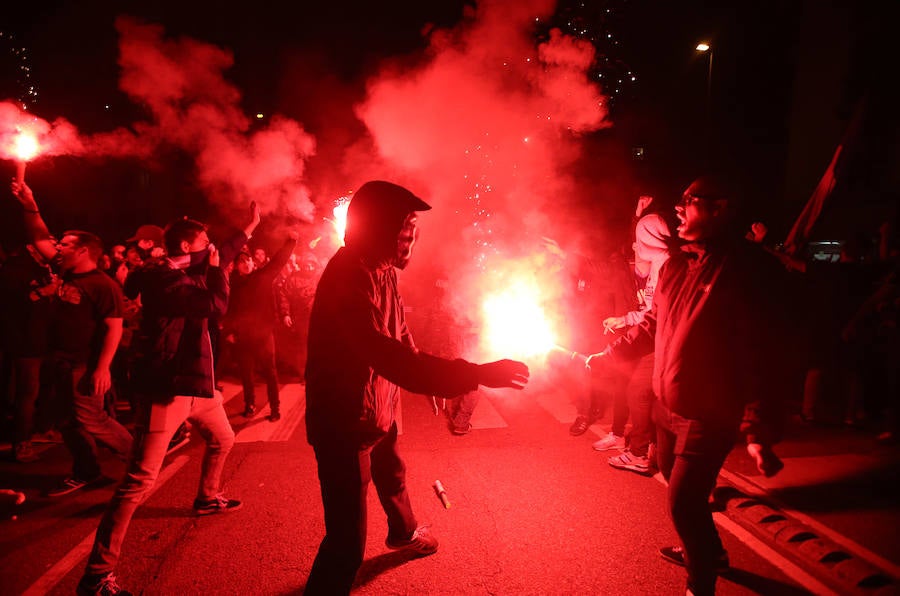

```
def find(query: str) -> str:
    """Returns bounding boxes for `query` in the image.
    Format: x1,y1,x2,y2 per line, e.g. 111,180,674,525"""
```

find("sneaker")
243,405,256,418
13,441,39,463
569,415,592,436
385,524,438,556
47,475,100,498
660,545,729,572
268,411,281,422
608,450,651,475
592,432,625,451
451,422,472,435
193,494,243,516
77,572,132,596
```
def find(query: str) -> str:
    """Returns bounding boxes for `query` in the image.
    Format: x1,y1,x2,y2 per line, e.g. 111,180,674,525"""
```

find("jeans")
624,353,656,457
305,422,417,595
85,391,235,576
236,330,280,413
50,358,133,479
654,401,736,596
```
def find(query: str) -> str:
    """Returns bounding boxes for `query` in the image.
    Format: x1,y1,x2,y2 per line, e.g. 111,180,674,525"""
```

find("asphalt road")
1,378,895,595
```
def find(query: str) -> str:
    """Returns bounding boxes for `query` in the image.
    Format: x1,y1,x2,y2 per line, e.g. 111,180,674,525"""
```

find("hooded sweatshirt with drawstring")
623,213,672,327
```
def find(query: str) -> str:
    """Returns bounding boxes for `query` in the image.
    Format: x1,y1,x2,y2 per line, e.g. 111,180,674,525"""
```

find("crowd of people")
0,174,897,596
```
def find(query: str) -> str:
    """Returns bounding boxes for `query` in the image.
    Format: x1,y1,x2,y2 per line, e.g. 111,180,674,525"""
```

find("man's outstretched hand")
477,359,529,390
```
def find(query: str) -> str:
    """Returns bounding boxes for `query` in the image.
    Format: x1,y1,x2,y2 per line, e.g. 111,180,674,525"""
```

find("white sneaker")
592,432,625,451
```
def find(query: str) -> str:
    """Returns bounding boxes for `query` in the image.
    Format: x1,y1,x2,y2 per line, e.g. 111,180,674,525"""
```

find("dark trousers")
49,358,133,479
11,356,42,445
625,353,656,457
236,330,280,413
581,363,630,436
305,422,417,595
654,401,735,596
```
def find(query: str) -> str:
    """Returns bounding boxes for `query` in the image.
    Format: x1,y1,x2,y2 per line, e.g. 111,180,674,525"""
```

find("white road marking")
720,467,900,579
21,454,191,596
235,384,305,443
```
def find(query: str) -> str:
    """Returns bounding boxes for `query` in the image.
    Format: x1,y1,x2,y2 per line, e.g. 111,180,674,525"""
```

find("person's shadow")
283,551,420,595
352,550,423,587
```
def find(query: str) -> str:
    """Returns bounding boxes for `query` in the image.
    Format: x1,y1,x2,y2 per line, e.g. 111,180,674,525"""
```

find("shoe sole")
195,502,243,516
593,443,625,451
385,542,438,556
609,462,651,475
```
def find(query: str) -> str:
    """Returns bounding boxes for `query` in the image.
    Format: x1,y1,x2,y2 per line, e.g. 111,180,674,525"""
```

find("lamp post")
695,42,714,138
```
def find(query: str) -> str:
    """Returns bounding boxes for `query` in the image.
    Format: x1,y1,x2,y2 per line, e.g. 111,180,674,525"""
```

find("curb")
713,484,899,595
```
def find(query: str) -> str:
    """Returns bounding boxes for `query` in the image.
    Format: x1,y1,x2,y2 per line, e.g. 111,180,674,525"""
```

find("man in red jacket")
304,181,529,594
588,176,787,596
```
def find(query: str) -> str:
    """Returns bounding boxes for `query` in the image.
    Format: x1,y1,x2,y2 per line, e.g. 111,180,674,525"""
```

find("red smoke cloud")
1,17,316,221
354,0,611,366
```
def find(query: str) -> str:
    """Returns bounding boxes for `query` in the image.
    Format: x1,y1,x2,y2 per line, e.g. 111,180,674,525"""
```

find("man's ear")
179,240,191,255
710,199,728,217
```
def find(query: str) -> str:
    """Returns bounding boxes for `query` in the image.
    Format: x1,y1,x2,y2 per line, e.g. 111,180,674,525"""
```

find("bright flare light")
482,282,556,359
330,197,350,245
12,131,39,161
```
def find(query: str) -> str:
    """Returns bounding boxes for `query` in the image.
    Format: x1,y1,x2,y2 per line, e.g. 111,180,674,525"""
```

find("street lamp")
695,42,713,113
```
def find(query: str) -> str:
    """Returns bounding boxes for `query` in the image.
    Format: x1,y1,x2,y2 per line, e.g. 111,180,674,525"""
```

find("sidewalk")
719,417,900,594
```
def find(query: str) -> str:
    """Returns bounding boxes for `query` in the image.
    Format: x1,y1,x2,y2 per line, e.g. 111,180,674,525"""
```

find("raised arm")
11,181,57,262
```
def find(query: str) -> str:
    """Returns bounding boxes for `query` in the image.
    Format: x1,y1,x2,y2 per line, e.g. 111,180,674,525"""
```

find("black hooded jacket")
125,257,228,398
304,181,481,447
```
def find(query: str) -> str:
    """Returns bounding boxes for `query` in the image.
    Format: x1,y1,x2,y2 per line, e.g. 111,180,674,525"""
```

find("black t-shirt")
49,268,125,365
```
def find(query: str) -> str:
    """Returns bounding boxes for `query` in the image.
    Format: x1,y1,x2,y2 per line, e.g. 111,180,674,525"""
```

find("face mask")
188,247,211,268
392,214,418,270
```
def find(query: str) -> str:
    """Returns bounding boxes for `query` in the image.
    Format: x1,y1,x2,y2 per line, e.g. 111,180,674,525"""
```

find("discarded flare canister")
433,480,451,509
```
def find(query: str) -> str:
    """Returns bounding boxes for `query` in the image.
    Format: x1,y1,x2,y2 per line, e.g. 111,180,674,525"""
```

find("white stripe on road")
234,384,306,443
21,454,191,596
719,467,900,580
712,512,839,595
651,471,839,595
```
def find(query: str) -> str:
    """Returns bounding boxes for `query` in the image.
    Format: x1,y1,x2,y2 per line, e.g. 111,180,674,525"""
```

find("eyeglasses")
678,194,707,208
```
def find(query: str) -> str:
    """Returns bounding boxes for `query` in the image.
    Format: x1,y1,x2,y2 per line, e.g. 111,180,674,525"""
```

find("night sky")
1,1,891,257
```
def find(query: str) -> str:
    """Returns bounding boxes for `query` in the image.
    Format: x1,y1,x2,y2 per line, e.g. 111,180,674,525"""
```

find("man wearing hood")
587,176,787,596
304,181,530,594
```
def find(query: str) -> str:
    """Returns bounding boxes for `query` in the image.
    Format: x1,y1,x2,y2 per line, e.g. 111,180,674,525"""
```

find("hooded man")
304,180,529,594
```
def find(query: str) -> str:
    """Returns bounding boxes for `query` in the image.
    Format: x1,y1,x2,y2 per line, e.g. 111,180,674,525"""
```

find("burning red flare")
329,196,350,246
12,130,39,161
481,280,557,359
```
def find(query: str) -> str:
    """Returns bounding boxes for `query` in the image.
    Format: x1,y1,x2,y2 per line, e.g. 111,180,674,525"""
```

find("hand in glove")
477,359,530,390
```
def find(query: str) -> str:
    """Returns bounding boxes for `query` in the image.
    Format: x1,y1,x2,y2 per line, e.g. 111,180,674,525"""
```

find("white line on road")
21,454,191,596
652,472,839,595
719,468,900,580
713,512,839,595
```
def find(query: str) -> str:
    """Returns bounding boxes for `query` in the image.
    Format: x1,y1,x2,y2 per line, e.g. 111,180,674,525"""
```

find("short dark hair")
61,230,104,262
164,218,207,255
